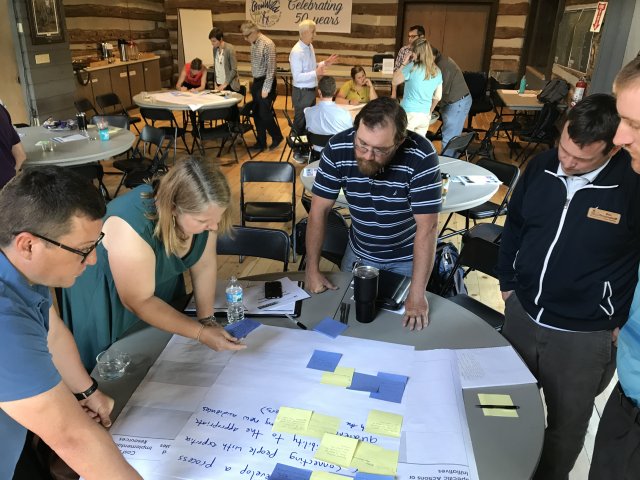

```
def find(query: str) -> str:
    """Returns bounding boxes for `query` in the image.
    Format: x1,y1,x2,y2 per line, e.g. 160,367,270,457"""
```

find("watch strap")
74,376,99,400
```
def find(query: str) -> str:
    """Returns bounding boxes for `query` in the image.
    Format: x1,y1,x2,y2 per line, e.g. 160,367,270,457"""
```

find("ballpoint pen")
285,313,307,330
475,404,520,410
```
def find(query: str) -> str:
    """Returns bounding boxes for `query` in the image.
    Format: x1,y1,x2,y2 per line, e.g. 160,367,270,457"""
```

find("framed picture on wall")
27,0,65,45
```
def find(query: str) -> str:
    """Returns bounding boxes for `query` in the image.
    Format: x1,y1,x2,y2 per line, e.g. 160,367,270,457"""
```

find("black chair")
306,131,333,162
74,97,99,121
140,107,190,161
112,125,167,196
463,72,493,132
440,131,476,160
217,226,291,272
233,100,257,145
240,161,297,260
514,102,562,167
67,164,111,203
296,209,350,270
192,107,250,164
95,93,142,134
279,109,310,162
441,223,505,331
439,158,520,238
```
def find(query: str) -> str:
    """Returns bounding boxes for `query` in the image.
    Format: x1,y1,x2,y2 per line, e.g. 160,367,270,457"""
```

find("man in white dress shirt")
305,76,353,154
289,19,337,162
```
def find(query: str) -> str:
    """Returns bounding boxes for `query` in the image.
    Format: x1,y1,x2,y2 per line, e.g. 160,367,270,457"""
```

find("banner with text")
246,0,352,33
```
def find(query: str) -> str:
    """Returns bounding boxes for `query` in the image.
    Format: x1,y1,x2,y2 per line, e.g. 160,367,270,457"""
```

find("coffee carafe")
118,39,128,62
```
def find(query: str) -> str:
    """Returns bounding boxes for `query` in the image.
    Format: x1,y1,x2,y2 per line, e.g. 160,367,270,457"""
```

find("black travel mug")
353,265,379,323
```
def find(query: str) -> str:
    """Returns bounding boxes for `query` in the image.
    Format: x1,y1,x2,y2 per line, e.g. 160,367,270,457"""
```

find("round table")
94,271,543,480
132,90,241,111
20,126,135,167
301,157,500,213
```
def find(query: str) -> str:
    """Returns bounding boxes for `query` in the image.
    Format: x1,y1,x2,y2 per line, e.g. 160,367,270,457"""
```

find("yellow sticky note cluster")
272,407,341,438
314,433,399,475
321,367,355,387
477,393,519,418
364,409,403,438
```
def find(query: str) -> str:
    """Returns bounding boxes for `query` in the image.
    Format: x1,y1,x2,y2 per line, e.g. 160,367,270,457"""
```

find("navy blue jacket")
497,147,640,331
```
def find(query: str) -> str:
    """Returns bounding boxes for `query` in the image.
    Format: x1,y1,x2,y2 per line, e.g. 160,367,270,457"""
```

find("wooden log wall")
63,0,530,87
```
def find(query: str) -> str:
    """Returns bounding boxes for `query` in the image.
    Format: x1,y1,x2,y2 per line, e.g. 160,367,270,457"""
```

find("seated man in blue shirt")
305,97,442,331
0,167,141,479
590,55,640,480
304,75,353,154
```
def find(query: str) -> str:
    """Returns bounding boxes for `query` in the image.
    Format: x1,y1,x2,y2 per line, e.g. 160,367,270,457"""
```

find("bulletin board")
177,9,214,69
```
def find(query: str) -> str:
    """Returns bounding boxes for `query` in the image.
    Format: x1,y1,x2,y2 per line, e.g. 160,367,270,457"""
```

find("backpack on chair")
427,242,468,297
537,79,569,104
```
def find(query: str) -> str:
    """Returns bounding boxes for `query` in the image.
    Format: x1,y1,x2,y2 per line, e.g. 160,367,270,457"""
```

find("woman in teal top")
392,38,443,137
62,157,246,368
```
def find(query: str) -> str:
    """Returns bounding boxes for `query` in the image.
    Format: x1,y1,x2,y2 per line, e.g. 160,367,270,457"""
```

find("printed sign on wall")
246,0,353,33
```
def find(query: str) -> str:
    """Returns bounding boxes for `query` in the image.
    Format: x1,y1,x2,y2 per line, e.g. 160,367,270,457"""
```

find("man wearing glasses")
392,25,425,99
0,167,141,479
306,98,441,331
240,20,283,153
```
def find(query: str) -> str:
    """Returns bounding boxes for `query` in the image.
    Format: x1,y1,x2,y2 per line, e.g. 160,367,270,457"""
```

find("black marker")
475,404,520,410
285,314,307,330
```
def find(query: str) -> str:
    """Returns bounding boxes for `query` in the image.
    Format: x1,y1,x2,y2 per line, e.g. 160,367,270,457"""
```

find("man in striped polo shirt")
305,97,442,330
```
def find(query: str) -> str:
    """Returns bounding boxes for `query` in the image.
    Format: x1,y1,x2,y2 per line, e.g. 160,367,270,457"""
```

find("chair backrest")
96,93,125,115
307,131,333,150
74,98,99,119
217,226,290,271
91,115,130,130
198,106,233,123
529,102,561,139
241,160,295,184
282,109,303,138
295,209,349,268
463,71,489,100
475,157,520,219
441,132,476,158
140,107,176,124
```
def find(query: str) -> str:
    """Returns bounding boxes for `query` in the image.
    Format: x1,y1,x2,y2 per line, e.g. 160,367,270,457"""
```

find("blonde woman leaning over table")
392,38,442,137
336,66,378,106
61,157,246,369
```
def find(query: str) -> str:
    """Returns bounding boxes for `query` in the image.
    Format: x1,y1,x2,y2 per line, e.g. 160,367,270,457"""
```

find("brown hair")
411,38,439,80
614,56,640,93
354,97,408,145
145,157,233,256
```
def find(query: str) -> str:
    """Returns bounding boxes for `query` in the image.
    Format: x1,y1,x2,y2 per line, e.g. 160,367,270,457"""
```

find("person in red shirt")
175,58,207,91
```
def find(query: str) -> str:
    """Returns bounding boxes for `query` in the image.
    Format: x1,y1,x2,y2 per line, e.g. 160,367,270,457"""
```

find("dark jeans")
503,293,617,480
589,383,640,480
250,76,282,147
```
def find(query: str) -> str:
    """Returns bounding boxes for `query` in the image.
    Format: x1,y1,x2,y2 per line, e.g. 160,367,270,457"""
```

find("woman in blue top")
392,38,443,137
62,157,246,368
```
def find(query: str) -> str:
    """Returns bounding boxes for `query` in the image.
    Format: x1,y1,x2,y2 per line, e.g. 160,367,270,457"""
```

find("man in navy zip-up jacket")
497,94,640,480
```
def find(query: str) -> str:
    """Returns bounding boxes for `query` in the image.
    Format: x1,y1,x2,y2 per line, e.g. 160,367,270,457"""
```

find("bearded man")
305,97,441,330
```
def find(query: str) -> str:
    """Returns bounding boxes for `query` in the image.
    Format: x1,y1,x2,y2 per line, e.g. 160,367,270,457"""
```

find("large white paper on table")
150,91,230,111
111,325,480,479
456,346,537,389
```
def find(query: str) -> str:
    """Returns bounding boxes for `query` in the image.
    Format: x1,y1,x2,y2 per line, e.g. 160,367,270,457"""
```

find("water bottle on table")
226,276,244,324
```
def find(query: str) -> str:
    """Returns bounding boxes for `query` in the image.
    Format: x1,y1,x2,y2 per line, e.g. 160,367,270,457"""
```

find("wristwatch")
74,376,99,400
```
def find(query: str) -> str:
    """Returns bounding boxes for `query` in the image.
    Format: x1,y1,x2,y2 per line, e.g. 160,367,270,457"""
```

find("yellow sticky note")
365,409,403,438
477,393,519,418
314,433,359,467
304,412,342,438
350,441,399,475
310,472,346,479
272,406,313,434
321,367,355,387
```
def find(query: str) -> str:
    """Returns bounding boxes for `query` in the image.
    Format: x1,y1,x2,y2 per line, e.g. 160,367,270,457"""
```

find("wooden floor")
101,95,614,479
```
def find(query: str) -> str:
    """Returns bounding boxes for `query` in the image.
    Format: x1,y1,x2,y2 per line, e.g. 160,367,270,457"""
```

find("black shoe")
269,138,283,150
248,143,265,152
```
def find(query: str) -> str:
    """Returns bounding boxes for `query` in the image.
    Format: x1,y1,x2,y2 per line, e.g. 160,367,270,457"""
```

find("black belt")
617,383,640,425
294,86,316,92
455,93,471,102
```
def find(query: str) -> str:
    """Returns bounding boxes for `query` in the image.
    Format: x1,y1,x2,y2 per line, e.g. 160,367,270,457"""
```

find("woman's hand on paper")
201,324,247,351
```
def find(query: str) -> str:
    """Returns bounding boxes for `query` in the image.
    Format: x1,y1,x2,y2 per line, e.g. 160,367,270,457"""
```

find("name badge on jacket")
587,207,621,224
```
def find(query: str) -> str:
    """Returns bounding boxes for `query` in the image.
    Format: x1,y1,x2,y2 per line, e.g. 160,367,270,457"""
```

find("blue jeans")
340,243,414,277
440,94,472,157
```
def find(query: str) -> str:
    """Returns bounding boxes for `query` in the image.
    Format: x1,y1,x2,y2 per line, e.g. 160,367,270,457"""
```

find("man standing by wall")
589,56,640,480
241,20,283,153
497,94,640,480
0,103,26,188
305,98,441,331
0,167,141,479
289,19,337,163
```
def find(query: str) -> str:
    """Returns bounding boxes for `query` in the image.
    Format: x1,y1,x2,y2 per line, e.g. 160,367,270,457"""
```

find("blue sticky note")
355,473,395,480
347,372,380,392
307,350,343,372
313,317,348,338
270,463,313,480
224,318,261,338
370,372,407,403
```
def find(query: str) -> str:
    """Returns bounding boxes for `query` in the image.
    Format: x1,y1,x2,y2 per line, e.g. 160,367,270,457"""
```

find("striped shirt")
250,33,277,94
312,128,442,263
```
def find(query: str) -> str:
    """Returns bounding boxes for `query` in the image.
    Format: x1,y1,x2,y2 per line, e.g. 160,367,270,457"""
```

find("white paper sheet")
455,346,537,389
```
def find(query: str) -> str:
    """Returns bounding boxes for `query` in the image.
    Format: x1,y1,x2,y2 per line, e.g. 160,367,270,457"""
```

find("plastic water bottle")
518,75,527,94
226,276,244,324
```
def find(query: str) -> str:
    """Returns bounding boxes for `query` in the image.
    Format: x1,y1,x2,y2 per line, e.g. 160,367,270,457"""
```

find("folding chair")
74,98,99,122
463,72,493,132
139,107,190,161
296,209,350,270
441,223,505,331
241,161,297,260
217,226,291,272
279,109,310,162
440,131,476,160
306,131,333,162
95,93,142,134
439,158,520,239
514,102,562,167
192,107,252,163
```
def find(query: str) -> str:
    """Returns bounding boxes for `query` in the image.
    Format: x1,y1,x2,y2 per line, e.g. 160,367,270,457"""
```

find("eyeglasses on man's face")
354,136,397,158
408,33,420,40
27,231,105,263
